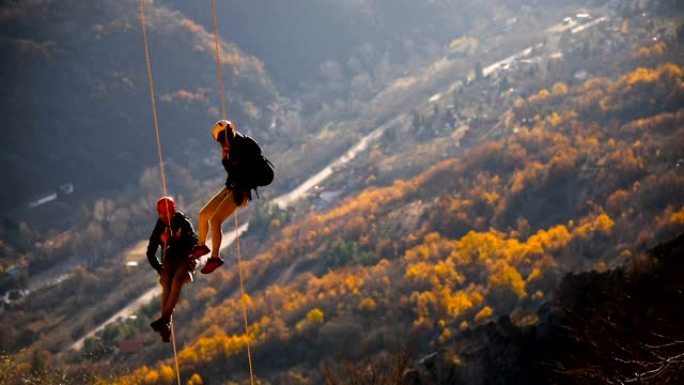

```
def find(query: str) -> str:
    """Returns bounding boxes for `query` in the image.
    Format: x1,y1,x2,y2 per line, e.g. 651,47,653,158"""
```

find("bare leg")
208,192,239,258
198,189,229,246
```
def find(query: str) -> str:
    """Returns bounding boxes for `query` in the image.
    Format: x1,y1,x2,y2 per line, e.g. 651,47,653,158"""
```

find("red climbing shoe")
190,244,210,259
201,257,224,274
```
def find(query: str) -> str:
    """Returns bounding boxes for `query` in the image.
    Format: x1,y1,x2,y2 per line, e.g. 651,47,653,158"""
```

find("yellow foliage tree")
158,364,175,385
194,286,217,303
551,82,568,96
488,260,526,298
669,206,684,225
187,373,203,385
358,297,378,312
143,370,159,385
307,308,325,324
474,306,494,322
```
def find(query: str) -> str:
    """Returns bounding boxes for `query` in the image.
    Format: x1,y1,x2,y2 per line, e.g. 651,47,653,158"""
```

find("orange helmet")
212,120,235,142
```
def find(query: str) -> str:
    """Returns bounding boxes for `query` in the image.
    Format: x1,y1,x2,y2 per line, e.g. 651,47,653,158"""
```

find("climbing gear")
138,1,181,382
159,323,172,343
137,0,259,381
156,196,176,215
150,316,170,332
236,135,275,196
190,244,211,259
213,119,235,142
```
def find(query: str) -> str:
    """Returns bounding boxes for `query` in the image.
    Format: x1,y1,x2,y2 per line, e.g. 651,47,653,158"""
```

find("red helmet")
156,196,176,216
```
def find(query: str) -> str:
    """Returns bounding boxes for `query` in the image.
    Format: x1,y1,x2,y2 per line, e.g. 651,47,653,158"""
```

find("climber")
191,119,273,274
147,196,198,342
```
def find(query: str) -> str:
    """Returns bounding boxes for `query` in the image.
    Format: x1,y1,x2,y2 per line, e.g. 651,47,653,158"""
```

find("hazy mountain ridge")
161,0,583,92
0,0,278,214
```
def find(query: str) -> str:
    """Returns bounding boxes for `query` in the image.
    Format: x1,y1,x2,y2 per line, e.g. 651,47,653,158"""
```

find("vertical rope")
139,1,180,384
210,0,228,120
138,0,168,196
210,2,256,383
234,211,256,385
170,318,182,385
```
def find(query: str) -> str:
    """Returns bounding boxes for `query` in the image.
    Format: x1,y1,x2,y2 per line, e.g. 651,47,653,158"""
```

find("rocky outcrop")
406,232,684,385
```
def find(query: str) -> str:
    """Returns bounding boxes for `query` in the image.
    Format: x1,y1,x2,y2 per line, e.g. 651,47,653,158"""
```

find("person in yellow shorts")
191,120,259,274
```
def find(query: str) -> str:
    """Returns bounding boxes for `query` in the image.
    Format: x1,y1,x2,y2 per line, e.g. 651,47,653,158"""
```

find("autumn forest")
2,1,684,384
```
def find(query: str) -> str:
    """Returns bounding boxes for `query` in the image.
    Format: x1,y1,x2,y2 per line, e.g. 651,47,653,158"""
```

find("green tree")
326,239,376,268
475,61,484,82
30,349,50,375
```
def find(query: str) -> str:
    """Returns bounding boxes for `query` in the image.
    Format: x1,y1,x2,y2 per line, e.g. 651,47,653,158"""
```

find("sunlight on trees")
474,306,494,322
670,207,684,225
103,55,684,384
551,82,568,96
143,369,159,385
358,297,378,313
158,364,174,384
187,373,203,385
307,308,325,324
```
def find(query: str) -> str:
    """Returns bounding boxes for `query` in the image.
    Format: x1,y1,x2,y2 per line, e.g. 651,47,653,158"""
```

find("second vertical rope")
234,211,256,385
138,0,168,197
210,0,228,120
210,2,256,384
138,1,179,385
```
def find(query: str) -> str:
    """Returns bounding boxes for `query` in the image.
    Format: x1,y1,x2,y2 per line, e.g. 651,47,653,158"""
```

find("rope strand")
170,318,182,385
139,1,255,383
234,211,256,385
211,2,256,383
138,0,168,196
210,0,228,120
138,1,180,384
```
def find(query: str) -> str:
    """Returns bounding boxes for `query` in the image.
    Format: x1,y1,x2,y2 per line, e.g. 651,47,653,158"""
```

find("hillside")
2,2,683,385
1,0,582,216
403,231,684,385
0,0,278,215
0,0,601,355
161,0,585,91
76,31,683,384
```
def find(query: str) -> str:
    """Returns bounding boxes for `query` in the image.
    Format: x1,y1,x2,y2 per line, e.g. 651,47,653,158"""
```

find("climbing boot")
150,316,170,332
201,256,224,274
159,323,171,343
190,244,210,259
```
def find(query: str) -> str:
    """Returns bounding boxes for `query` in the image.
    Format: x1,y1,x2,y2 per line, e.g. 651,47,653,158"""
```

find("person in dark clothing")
147,196,198,342
191,120,254,274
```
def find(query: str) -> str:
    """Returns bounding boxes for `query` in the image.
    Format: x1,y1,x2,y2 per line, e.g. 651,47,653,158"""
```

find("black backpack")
236,135,274,197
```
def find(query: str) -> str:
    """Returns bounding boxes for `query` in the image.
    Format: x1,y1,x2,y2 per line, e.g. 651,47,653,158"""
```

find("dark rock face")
407,232,684,385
